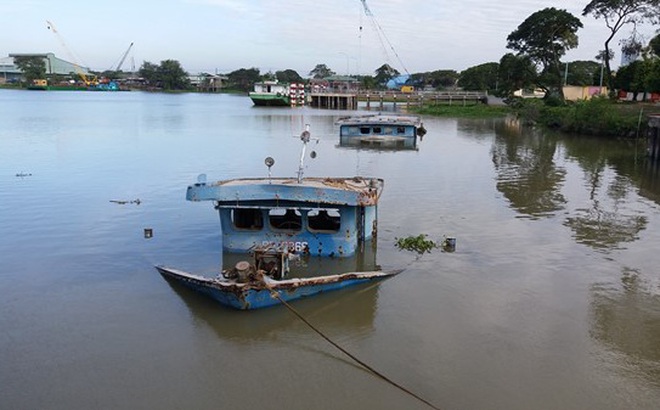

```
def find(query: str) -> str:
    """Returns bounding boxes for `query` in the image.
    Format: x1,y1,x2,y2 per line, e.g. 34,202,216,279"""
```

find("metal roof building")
0,53,91,82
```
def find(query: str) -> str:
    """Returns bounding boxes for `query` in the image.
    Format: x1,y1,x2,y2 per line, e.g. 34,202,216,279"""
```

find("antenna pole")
297,124,311,183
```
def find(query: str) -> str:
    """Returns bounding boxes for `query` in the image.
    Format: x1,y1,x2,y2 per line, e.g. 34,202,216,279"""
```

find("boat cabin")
337,114,424,138
187,176,384,258
252,81,288,95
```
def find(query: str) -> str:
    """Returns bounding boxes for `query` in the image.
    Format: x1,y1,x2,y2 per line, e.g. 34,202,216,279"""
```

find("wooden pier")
649,114,660,164
309,93,358,109
309,90,487,110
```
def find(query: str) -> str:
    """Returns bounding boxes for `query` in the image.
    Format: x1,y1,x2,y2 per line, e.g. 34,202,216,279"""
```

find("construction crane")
46,20,98,86
112,42,134,72
358,0,410,76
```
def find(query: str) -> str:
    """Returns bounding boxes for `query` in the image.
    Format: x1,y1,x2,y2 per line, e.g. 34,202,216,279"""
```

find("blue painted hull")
156,265,401,310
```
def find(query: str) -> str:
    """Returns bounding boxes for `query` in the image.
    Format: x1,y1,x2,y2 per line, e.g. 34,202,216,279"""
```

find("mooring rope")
264,283,442,410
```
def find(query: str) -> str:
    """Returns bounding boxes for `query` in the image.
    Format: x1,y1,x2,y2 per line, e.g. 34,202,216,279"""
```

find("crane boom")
46,20,97,86
357,0,410,76
115,42,134,72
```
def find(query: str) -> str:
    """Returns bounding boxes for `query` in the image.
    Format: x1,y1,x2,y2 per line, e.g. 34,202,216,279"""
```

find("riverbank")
414,98,660,138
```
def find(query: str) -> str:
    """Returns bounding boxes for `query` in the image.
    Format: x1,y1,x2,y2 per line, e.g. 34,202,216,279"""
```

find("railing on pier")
308,89,488,110
357,90,487,108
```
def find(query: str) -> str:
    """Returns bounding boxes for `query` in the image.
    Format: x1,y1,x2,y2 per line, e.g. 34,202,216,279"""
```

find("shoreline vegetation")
3,83,657,138
413,98,660,138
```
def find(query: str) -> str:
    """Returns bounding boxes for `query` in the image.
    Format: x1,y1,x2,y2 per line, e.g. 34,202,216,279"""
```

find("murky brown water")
1,90,659,409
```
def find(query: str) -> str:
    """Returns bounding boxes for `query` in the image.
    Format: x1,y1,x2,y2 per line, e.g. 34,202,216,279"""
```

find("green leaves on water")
395,234,439,254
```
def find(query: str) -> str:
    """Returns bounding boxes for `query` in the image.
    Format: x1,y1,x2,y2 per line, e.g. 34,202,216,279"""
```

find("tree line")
11,1,660,101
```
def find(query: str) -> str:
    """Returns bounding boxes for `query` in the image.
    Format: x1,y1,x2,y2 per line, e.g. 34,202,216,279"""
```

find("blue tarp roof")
386,74,410,89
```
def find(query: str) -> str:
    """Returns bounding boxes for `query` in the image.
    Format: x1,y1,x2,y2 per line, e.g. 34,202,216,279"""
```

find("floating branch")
109,199,141,205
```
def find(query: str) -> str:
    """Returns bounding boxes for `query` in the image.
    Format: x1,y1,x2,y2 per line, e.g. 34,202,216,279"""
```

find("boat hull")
156,265,401,310
249,93,291,106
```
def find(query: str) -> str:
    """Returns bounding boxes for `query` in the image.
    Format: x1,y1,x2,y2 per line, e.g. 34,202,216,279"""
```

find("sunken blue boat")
186,127,384,258
158,126,397,310
157,245,401,310
336,113,426,150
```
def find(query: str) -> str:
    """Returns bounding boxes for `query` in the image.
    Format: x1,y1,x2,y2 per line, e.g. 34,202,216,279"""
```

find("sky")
1,0,657,77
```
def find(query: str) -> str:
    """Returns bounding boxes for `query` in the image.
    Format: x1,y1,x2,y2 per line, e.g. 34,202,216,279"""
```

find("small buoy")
144,228,153,239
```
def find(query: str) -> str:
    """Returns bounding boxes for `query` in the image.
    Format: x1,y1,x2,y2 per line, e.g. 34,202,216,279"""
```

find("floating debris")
15,172,32,177
109,199,141,205
395,234,457,254
395,234,438,254
441,236,457,252
144,228,153,239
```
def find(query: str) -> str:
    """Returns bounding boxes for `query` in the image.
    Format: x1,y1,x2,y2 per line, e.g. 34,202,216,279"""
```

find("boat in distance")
249,80,305,106
157,245,402,310
336,113,427,150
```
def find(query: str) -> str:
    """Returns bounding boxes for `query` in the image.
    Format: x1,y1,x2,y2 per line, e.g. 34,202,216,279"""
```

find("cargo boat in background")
249,81,305,106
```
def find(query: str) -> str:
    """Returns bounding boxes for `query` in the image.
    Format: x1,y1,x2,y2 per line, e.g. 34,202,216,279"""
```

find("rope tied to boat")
258,276,442,410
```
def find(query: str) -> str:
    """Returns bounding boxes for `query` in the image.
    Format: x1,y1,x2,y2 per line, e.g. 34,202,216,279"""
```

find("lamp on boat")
264,157,275,183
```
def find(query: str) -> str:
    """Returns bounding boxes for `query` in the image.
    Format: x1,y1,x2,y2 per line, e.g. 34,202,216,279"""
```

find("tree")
582,0,660,96
138,62,160,87
275,69,303,83
649,32,660,57
412,70,459,90
497,53,537,97
227,67,260,91
565,60,602,86
615,60,648,99
373,64,399,85
360,75,377,90
308,64,335,79
158,60,190,90
458,62,499,91
13,56,47,83
507,7,583,100
138,60,191,90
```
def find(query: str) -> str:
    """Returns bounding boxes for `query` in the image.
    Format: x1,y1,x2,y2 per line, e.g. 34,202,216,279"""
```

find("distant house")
188,73,228,92
0,52,91,83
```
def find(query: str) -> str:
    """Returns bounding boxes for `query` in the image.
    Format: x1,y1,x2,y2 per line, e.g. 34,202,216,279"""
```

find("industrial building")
0,53,91,83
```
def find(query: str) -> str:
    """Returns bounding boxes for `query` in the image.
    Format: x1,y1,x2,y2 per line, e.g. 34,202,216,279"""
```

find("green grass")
412,103,511,118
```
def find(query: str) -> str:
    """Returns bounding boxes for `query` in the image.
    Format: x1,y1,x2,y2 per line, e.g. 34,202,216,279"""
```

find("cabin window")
360,126,370,135
396,126,406,134
345,126,359,136
383,126,393,135
231,209,263,230
372,126,382,134
269,208,302,231
308,208,341,232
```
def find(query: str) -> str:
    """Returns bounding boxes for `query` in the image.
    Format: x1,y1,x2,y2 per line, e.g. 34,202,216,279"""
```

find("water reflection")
563,203,647,251
491,119,567,219
639,160,660,205
563,136,648,251
590,267,660,386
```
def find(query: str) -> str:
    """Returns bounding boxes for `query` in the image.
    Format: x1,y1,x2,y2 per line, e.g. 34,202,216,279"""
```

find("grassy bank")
412,103,511,118
414,97,659,138
514,98,658,138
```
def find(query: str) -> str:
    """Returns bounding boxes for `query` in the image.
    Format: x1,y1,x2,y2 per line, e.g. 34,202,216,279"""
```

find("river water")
1,89,659,410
